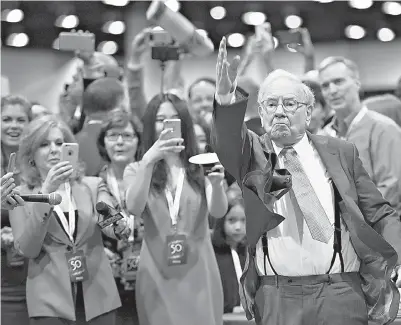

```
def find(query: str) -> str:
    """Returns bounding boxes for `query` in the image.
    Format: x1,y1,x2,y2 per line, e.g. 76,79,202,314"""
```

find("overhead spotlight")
98,41,118,55
164,0,180,12
210,6,226,20
102,0,130,7
377,27,395,42
382,2,401,15
348,0,373,10
315,0,334,3
196,29,208,38
102,20,126,35
285,15,303,29
6,33,29,47
227,33,245,48
345,25,366,39
242,12,266,26
55,15,79,29
4,9,24,23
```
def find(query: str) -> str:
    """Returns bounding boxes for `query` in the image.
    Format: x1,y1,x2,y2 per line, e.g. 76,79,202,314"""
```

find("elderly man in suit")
212,37,401,325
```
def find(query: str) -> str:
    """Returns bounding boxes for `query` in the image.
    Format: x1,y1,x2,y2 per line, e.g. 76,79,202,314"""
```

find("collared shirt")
255,134,360,276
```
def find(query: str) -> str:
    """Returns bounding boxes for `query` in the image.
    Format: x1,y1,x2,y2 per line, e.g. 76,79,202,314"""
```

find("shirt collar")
271,133,310,156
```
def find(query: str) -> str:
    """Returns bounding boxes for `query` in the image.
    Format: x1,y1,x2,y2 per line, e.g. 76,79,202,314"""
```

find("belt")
259,272,359,286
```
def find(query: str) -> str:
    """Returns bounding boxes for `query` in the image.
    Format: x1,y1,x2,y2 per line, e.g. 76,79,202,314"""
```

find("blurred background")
1,0,401,111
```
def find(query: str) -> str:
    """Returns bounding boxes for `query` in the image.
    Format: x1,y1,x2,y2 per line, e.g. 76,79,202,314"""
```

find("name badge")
123,252,140,282
65,250,89,282
166,234,188,266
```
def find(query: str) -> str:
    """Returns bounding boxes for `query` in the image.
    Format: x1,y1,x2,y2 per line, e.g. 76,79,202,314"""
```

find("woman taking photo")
9,115,130,325
97,109,143,325
125,93,227,325
1,94,32,325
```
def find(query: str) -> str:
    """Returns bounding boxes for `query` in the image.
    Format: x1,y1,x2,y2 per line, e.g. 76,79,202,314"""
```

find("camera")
150,29,180,62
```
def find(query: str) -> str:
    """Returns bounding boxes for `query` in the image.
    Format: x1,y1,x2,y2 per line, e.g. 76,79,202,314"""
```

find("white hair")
258,69,315,107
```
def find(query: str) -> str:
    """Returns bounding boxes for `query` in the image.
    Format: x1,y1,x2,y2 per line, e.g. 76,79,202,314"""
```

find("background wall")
1,2,400,112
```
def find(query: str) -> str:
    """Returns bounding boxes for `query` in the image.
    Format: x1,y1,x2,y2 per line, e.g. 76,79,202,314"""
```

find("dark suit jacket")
212,91,401,325
9,177,121,321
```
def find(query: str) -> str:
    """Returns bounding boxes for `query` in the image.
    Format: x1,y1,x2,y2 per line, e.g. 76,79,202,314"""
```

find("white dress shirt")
255,134,360,276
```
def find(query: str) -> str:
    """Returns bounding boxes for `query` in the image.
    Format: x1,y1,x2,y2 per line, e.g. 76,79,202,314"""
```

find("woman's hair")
138,93,203,192
211,195,246,248
1,94,32,120
18,115,85,188
193,114,212,152
97,109,143,162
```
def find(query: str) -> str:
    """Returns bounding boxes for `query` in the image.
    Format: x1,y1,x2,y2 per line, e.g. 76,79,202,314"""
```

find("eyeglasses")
259,97,308,113
106,133,137,142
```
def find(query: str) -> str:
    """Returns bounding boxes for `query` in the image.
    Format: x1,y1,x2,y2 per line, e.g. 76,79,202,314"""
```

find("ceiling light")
164,0,180,12
210,6,226,20
345,25,366,39
98,41,118,55
348,0,373,10
242,12,266,26
377,27,395,42
315,0,335,3
102,20,126,35
227,33,245,48
382,2,401,15
5,9,24,23
102,0,130,7
285,15,303,29
6,33,29,47
55,15,79,29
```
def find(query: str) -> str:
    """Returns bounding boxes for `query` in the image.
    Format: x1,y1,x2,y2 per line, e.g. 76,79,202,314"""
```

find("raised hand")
216,37,241,99
142,129,185,165
128,28,152,66
1,173,16,203
41,161,74,194
206,164,225,187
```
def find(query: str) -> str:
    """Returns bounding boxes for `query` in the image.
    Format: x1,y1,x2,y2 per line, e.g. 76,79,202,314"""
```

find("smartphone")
7,152,16,174
61,143,79,170
276,30,303,46
163,119,181,140
58,32,95,52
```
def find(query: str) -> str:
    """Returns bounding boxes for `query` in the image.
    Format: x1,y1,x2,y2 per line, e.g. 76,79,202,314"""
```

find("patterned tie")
281,147,333,243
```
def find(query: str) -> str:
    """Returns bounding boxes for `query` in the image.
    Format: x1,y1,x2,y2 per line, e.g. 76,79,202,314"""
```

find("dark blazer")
9,177,121,321
212,91,401,325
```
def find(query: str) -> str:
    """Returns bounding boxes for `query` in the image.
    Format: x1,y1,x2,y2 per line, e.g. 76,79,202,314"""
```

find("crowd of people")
1,23,401,325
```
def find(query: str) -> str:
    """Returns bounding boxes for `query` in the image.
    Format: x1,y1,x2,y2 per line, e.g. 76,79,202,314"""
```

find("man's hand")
128,28,152,66
216,37,241,99
293,28,314,58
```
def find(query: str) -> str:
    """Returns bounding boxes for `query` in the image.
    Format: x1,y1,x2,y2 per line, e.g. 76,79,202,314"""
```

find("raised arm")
125,28,152,119
211,37,252,182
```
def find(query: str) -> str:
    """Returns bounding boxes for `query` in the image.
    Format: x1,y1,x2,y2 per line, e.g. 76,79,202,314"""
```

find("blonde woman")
10,115,130,325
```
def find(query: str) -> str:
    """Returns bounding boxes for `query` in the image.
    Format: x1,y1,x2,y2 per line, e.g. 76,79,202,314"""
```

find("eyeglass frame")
105,132,138,142
258,96,309,114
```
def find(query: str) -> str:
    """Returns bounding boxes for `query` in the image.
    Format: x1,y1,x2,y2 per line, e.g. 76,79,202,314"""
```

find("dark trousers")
30,283,116,325
1,300,29,325
253,272,368,325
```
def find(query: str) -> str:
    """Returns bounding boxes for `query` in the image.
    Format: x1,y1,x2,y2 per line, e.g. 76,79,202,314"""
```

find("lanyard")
53,182,76,243
164,168,185,227
231,248,243,284
107,168,134,241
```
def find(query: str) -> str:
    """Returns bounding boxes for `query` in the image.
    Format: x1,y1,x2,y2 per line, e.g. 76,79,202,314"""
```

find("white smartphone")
61,143,79,170
163,119,181,140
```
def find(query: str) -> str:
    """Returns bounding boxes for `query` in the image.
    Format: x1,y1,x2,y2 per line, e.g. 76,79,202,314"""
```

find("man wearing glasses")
212,37,401,325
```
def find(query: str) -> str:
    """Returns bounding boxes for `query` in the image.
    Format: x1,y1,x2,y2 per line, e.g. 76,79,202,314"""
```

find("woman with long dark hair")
125,93,227,325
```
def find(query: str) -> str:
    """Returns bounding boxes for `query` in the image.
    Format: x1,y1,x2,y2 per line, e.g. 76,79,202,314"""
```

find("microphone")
95,201,124,229
20,193,62,205
146,0,214,56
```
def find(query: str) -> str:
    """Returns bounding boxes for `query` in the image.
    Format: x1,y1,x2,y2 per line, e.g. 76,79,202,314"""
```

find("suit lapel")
71,182,93,246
